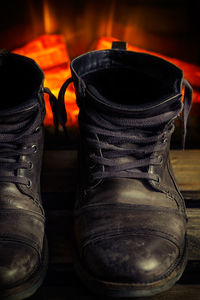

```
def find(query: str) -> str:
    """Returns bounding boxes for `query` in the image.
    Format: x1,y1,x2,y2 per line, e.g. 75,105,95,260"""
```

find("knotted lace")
0,88,57,186
57,77,192,182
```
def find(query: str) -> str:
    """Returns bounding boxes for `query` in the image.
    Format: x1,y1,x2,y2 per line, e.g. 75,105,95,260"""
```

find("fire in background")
13,34,200,128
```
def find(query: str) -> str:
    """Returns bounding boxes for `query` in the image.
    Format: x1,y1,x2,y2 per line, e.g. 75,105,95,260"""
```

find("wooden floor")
29,150,200,300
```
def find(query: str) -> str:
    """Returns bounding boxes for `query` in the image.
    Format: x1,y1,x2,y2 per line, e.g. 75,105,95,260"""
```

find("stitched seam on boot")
17,183,44,213
0,209,45,222
75,203,186,217
0,235,41,260
81,229,184,250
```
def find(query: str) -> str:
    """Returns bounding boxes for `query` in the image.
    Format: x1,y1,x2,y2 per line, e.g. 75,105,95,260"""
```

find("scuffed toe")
0,241,39,289
83,235,180,283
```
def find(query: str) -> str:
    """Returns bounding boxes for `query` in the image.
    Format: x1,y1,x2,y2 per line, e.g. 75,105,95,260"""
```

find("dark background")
0,0,200,63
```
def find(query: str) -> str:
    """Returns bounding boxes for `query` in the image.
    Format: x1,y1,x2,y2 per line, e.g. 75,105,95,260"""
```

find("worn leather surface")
73,48,187,284
0,52,45,289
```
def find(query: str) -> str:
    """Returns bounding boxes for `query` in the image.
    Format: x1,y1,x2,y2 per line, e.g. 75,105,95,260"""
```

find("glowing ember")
13,34,78,127
43,0,58,34
13,34,200,128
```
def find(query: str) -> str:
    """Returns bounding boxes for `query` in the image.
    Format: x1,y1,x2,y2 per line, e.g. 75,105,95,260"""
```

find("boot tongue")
0,98,39,119
83,84,181,179
0,98,41,133
86,84,182,118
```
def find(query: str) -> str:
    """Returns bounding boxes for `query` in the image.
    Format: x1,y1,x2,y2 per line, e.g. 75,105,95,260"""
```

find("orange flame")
13,34,78,127
13,34,200,128
43,0,58,34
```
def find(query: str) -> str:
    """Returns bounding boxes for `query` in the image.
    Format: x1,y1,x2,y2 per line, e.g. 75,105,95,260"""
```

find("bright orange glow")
43,0,57,34
13,34,200,128
13,34,78,127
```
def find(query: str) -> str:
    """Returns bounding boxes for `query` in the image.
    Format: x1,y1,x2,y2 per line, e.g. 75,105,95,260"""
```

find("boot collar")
85,84,183,117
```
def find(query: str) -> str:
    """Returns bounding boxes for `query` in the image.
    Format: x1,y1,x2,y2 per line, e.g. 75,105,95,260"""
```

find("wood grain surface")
29,150,200,299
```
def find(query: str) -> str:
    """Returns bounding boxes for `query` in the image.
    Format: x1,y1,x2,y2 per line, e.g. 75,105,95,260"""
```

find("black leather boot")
58,42,193,297
0,52,55,299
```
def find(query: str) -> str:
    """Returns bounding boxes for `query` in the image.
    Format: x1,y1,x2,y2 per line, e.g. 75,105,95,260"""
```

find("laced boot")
0,52,56,299
57,42,193,298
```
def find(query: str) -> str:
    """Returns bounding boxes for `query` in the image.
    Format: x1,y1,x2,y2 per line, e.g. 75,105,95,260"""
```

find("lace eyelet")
34,126,40,133
26,180,32,188
156,176,161,184
32,145,38,153
29,161,33,170
158,155,163,164
162,138,168,144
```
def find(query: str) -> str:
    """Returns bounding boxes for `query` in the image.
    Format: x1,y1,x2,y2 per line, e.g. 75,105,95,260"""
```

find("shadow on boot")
57,42,193,298
0,52,56,300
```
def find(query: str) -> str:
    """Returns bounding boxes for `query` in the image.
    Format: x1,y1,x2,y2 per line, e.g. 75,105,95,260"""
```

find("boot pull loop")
112,41,127,50
182,78,193,148
57,77,74,135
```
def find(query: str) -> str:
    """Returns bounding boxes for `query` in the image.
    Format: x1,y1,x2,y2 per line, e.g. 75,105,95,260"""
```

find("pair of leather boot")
0,42,192,299
0,52,55,299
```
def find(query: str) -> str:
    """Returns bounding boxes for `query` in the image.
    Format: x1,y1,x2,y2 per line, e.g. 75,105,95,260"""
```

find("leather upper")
72,48,188,284
0,52,46,289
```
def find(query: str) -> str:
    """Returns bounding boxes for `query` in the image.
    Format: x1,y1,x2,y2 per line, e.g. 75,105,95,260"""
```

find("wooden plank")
46,210,73,264
42,150,200,193
170,150,200,191
182,191,200,207
38,149,200,299
187,209,200,260
41,150,77,193
29,284,200,300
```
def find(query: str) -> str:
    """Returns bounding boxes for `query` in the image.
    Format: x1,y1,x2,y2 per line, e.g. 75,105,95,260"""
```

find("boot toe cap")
0,241,39,288
83,235,180,283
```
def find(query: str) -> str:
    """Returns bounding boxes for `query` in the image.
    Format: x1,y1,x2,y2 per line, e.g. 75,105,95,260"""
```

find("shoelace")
0,88,57,186
57,77,192,182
